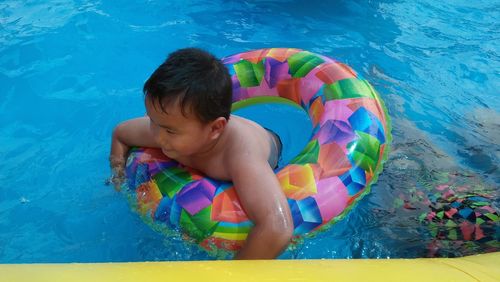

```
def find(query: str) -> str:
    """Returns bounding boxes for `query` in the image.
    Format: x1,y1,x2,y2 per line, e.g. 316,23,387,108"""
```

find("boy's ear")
209,117,227,140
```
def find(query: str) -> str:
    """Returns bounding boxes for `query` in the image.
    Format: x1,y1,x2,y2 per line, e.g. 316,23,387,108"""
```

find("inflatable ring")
125,48,392,252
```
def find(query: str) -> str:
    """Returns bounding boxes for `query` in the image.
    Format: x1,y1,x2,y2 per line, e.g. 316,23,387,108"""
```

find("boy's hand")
108,156,126,191
109,155,126,169
109,117,159,191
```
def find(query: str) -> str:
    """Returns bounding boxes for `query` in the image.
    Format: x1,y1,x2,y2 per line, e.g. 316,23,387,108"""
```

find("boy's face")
145,97,225,160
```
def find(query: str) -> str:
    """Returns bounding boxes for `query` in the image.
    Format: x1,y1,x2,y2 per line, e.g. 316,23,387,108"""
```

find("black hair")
143,48,232,123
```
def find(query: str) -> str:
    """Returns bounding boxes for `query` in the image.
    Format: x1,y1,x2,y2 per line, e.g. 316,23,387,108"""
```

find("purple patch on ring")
176,179,216,215
265,58,290,88
232,75,249,102
317,120,355,145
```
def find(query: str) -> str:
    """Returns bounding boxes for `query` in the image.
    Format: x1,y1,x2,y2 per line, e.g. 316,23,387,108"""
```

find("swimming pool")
0,0,498,263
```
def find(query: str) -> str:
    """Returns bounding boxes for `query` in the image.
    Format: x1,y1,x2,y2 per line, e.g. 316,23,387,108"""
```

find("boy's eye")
165,129,176,134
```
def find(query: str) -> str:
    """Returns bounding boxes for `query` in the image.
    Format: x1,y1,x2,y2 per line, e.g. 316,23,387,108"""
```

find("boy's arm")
110,117,159,180
228,156,294,259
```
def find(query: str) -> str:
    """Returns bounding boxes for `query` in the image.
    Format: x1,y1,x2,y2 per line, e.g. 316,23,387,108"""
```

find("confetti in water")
20,197,30,204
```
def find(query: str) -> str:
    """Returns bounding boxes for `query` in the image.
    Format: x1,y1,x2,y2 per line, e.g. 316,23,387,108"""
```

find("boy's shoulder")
223,116,271,165
190,116,270,181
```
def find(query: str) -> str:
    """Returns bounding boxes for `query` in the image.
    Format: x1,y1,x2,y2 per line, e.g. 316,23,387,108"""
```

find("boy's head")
143,48,232,124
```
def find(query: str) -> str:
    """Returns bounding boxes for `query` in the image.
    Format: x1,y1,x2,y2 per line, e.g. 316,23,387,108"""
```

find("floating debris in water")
393,171,499,257
20,197,30,204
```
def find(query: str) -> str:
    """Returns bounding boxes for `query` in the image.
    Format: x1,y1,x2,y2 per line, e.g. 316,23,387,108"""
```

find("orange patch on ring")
309,97,325,127
211,187,249,223
266,48,301,62
136,181,163,218
240,49,270,64
318,143,352,178
277,78,301,104
315,62,357,84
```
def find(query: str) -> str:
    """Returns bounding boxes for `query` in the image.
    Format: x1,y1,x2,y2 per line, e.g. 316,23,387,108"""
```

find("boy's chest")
177,155,231,181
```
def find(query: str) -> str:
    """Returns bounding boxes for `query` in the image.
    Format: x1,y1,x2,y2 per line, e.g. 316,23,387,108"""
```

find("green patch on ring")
288,51,325,78
290,139,320,164
348,131,381,172
324,78,376,100
233,60,264,87
180,206,219,241
154,167,192,198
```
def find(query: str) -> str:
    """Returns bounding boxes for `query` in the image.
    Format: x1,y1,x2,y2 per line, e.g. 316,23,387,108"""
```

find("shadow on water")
353,115,499,258
459,108,500,184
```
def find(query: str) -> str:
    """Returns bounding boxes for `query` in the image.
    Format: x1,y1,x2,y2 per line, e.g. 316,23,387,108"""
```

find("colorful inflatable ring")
125,48,392,252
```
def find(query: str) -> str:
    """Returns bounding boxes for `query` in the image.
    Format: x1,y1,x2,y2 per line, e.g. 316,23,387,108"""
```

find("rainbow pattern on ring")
125,48,392,252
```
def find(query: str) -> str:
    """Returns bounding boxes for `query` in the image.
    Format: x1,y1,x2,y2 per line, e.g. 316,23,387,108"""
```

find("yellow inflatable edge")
1,252,498,282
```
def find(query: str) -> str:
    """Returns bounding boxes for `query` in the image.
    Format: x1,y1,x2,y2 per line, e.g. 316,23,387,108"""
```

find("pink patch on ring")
312,177,349,223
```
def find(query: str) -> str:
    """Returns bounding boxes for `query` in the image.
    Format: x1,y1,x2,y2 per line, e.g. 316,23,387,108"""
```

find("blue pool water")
233,97,313,167
1,0,498,263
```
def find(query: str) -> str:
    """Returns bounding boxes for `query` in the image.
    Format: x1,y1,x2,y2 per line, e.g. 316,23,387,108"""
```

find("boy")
110,48,293,259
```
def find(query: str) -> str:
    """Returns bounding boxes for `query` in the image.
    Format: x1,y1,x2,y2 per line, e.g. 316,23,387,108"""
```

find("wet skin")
110,97,293,259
